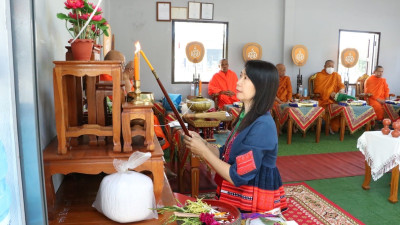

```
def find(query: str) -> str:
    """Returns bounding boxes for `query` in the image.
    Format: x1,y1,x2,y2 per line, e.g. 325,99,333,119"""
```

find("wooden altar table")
53,61,123,154
44,136,164,219
48,174,177,225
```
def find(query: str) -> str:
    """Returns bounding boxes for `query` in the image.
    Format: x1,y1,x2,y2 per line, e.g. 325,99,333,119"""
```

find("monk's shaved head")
104,50,126,64
374,65,384,78
276,64,286,77
219,59,229,72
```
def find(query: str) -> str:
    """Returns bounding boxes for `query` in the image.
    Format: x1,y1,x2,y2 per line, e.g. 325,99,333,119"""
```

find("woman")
184,60,287,213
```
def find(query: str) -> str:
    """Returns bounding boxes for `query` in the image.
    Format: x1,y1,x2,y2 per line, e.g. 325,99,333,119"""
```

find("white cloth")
357,131,400,181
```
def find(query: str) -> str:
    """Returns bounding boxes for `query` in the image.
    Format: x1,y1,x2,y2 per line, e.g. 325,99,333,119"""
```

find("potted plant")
57,0,109,60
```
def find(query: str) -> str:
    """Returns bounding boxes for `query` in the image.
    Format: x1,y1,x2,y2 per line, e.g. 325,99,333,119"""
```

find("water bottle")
303,88,308,97
0,142,10,225
298,85,303,98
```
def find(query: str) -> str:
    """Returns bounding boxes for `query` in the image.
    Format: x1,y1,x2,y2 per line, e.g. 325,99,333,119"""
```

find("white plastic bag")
92,152,158,223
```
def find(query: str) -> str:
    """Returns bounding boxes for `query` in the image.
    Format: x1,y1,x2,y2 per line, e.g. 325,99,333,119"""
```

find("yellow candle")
140,50,154,71
199,80,202,95
134,52,140,81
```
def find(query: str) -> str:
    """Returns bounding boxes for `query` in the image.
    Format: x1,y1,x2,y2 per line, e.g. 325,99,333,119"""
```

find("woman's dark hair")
234,60,279,132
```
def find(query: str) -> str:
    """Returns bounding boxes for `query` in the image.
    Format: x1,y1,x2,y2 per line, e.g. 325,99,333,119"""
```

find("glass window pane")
173,21,227,83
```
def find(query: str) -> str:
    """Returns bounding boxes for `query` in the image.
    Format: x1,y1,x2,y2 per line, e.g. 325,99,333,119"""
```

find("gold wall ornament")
186,41,205,63
291,45,308,66
341,48,359,68
242,42,262,61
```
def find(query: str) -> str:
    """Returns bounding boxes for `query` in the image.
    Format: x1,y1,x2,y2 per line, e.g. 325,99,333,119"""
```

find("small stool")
122,102,155,152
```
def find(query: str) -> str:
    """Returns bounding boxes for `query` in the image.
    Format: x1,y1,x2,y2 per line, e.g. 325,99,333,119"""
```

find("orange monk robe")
364,75,390,121
314,70,345,132
208,70,240,109
276,76,293,103
153,115,170,150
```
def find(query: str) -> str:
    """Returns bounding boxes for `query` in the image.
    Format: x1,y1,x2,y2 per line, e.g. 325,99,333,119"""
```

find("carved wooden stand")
53,61,123,153
122,102,155,152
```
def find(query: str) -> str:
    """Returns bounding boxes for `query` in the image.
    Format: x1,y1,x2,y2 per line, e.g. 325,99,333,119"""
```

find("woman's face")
236,69,256,104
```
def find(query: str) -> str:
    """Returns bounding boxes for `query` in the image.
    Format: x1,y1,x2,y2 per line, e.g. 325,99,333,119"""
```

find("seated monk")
101,50,134,93
364,65,390,121
101,51,169,149
314,60,345,133
208,59,239,110
275,63,292,104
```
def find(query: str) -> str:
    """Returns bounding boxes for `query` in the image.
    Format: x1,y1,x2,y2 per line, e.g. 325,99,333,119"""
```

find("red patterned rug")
283,182,364,225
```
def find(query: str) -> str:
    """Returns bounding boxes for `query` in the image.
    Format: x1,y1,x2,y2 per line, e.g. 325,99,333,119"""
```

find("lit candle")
140,50,154,71
198,80,202,95
134,42,141,81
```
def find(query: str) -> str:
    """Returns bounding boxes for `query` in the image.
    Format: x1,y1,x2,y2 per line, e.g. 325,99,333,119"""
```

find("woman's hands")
183,131,209,158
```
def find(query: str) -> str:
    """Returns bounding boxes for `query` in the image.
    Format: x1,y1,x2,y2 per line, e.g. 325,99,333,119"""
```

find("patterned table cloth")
357,131,400,181
383,103,400,122
272,103,324,133
287,106,325,132
328,104,376,134
272,103,290,126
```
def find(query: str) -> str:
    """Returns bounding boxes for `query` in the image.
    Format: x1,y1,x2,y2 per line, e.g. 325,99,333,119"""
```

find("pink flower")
92,15,102,21
79,13,89,20
89,3,102,12
68,12,77,20
64,0,84,9
199,213,218,225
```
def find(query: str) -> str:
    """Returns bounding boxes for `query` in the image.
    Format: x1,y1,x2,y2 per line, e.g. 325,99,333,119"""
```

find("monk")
275,64,292,104
364,66,390,121
100,51,170,149
208,59,239,109
101,50,134,93
314,60,345,133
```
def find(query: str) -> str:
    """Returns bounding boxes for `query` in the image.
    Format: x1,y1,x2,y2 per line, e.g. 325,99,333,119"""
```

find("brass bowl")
187,97,212,113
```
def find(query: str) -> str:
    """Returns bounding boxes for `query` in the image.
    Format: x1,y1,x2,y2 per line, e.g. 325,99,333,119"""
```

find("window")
172,21,228,83
337,30,380,85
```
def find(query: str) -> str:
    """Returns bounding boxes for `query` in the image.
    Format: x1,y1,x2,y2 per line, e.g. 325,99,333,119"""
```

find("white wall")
283,0,400,94
105,0,284,100
35,0,400,149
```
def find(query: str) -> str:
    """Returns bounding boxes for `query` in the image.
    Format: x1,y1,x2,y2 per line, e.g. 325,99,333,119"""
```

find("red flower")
79,13,89,20
89,2,102,12
68,12,77,20
199,213,218,225
92,15,102,21
64,0,84,9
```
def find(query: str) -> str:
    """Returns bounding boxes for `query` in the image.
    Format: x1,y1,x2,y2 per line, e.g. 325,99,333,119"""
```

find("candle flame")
135,41,141,54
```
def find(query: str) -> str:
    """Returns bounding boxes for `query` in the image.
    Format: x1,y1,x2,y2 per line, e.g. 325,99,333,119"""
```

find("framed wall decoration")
201,3,214,20
156,2,171,21
188,2,201,19
171,7,187,20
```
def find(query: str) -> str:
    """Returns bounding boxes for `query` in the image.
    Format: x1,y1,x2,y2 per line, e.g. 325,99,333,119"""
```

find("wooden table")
48,173,177,225
122,102,155,152
53,61,123,154
358,131,400,203
327,104,376,141
286,106,325,144
44,136,165,219
272,104,325,144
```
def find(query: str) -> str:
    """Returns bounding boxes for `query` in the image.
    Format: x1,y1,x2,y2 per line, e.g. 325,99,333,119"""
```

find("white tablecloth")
357,131,400,181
